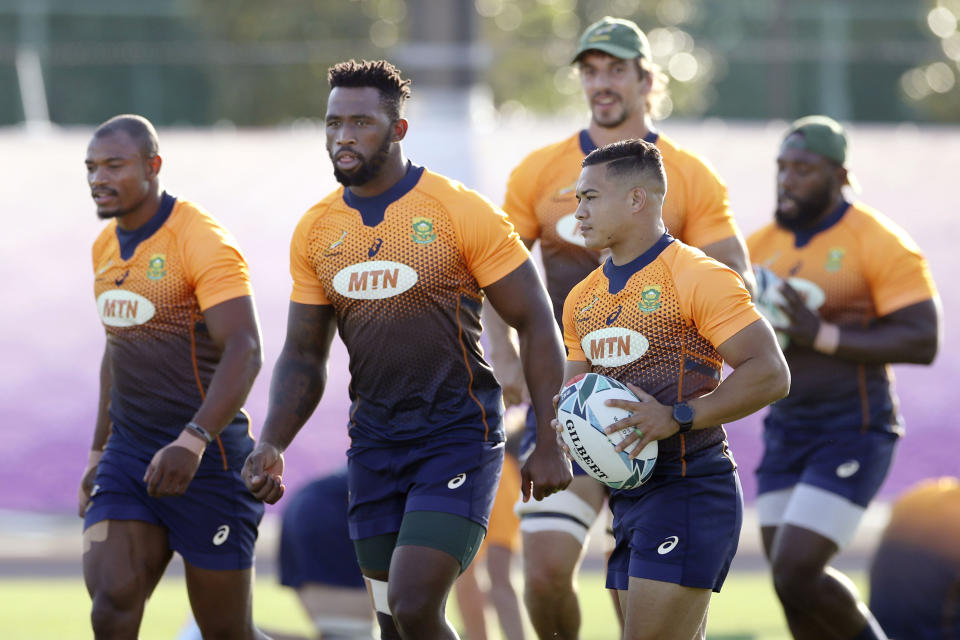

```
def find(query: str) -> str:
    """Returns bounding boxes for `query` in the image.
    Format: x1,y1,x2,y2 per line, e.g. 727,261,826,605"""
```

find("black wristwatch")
672,402,695,434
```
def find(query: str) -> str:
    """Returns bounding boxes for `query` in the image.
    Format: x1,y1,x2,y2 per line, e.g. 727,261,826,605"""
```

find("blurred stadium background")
2,0,959,636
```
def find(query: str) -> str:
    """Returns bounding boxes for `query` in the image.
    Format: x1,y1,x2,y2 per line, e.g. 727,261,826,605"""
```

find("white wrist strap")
173,430,207,456
813,321,840,355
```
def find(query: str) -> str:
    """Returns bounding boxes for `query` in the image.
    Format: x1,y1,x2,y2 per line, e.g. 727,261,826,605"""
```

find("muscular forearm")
91,346,113,451
689,353,790,429
192,333,262,436
517,322,565,439
258,348,328,451
828,322,938,365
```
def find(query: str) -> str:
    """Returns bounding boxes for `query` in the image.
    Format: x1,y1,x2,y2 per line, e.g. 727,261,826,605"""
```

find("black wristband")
185,421,214,444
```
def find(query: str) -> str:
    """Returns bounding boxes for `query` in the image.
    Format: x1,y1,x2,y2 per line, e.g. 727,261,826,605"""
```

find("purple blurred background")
2,120,956,514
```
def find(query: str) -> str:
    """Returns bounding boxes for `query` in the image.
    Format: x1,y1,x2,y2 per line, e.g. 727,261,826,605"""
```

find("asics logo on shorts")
90,484,100,497
836,460,860,478
448,473,467,489
212,524,231,546
657,535,679,555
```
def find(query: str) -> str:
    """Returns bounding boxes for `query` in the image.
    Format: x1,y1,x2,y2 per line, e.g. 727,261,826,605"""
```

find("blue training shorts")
756,428,897,507
347,438,504,540
83,446,264,571
606,470,743,592
279,470,365,589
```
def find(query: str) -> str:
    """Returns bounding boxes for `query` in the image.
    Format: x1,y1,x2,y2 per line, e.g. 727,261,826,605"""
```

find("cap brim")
573,43,641,63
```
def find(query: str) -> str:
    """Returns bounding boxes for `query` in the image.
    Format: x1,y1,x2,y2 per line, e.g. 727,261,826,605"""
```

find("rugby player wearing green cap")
749,116,941,640
483,15,756,640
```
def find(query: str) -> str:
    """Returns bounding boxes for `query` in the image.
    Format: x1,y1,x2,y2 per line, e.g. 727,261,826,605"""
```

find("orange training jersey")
290,164,529,447
748,200,938,434
504,130,738,323
562,234,761,478
92,192,255,471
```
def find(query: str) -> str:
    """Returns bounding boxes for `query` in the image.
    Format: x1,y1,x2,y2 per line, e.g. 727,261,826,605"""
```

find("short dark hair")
328,59,412,120
93,114,159,158
582,138,666,195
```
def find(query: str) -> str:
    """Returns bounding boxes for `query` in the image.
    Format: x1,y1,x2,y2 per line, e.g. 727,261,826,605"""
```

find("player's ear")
630,185,647,212
147,154,162,177
392,118,408,143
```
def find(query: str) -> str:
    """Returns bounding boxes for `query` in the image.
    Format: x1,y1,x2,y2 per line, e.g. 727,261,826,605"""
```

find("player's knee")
388,588,440,634
90,585,141,635
525,553,576,600
770,556,821,607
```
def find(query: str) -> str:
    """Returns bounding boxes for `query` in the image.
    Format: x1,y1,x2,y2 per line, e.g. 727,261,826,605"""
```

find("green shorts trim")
354,511,486,574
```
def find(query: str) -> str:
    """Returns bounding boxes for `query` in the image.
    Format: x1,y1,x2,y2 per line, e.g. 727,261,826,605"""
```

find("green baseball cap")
781,115,859,190
574,16,651,63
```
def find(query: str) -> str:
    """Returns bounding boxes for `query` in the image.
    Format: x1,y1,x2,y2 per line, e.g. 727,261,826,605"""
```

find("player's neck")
587,113,654,148
808,191,847,229
609,219,666,265
346,151,410,199
115,189,163,232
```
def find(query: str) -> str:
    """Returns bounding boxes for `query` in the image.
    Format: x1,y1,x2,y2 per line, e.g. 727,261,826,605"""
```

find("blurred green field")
0,569,867,639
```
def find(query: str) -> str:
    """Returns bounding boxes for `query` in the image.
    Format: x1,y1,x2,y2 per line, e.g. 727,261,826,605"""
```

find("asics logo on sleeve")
657,536,679,555
212,524,231,546
448,473,467,489
836,460,860,478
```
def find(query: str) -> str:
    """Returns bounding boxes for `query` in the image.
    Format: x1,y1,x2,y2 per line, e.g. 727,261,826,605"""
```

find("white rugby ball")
557,373,657,490
753,265,827,351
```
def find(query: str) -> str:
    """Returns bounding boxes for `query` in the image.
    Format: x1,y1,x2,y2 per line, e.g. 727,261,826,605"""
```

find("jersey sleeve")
675,250,762,347
861,221,938,317
677,155,740,249
454,193,531,289
179,210,253,312
289,211,330,306
561,280,588,361
501,154,543,241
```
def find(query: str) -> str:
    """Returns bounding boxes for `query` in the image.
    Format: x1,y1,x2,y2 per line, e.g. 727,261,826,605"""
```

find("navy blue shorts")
756,428,897,507
347,439,504,540
83,446,264,571
279,470,364,589
606,471,743,592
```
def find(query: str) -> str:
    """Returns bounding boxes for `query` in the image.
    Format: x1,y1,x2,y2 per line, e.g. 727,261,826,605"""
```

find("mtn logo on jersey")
555,213,588,248
332,260,418,300
581,327,649,367
97,290,156,327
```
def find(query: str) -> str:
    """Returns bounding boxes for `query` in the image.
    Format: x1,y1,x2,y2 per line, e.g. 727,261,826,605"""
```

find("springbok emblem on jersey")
638,285,662,313
411,217,437,245
146,254,166,280
825,247,845,272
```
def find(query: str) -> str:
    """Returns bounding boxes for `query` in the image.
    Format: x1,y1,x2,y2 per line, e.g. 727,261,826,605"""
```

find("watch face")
674,403,694,424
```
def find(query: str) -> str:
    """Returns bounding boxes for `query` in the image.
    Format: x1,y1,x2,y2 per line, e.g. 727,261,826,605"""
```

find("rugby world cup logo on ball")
558,373,658,490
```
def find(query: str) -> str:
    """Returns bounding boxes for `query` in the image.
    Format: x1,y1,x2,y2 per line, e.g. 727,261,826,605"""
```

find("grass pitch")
0,569,868,639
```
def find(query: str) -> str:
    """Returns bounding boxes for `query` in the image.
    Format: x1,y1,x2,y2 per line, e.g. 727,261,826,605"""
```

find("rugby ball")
753,265,827,350
557,373,657,490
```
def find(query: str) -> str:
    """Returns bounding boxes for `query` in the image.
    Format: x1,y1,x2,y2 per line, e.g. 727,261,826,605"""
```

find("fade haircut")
582,138,666,197
328,59,412,121
93,114,159,158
